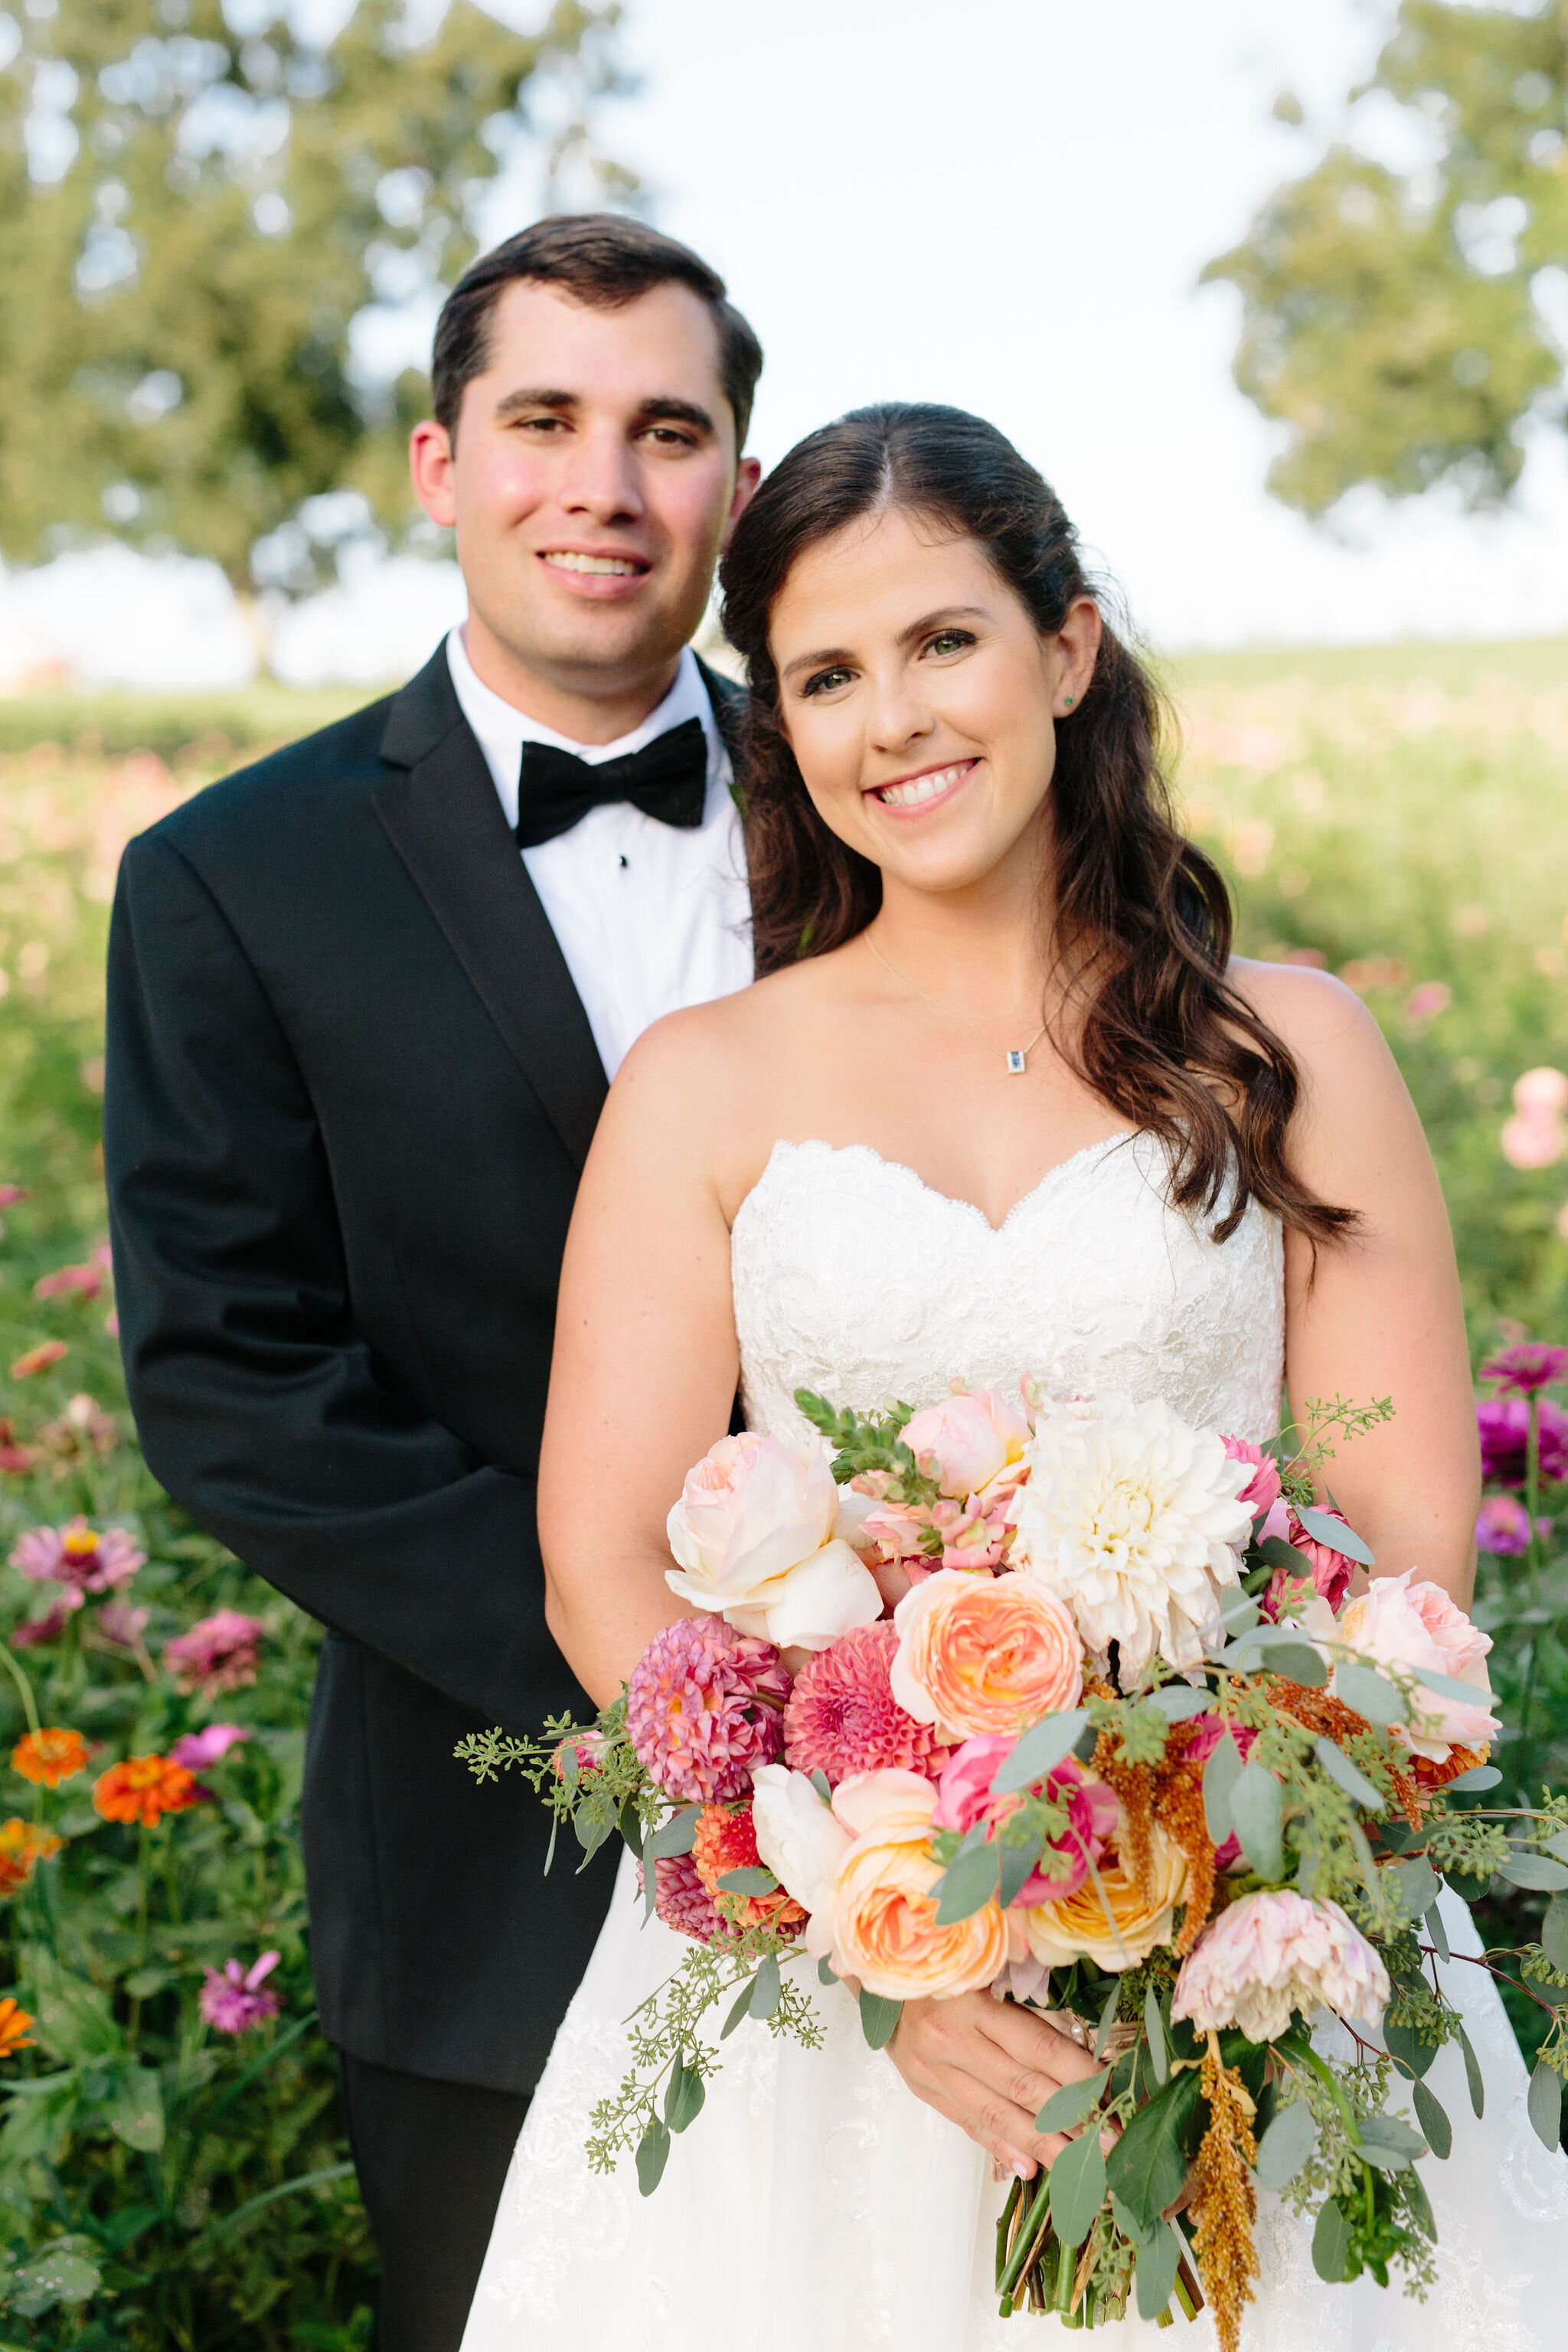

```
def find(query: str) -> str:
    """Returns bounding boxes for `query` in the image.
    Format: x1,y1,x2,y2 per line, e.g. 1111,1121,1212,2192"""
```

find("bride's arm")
538,1013,746,1709
1236,961,1480,1604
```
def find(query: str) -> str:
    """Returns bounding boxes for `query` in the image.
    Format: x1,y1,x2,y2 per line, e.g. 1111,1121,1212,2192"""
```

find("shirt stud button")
619,854,629,869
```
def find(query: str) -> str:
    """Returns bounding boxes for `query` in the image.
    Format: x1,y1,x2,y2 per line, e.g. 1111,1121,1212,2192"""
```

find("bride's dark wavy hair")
719,401,1352,1245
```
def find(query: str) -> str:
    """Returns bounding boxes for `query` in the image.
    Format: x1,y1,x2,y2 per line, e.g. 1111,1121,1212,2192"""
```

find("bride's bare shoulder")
1226,953,1406,1118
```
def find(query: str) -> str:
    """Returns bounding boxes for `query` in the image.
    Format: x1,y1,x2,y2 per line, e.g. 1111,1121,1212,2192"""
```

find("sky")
4,0,1566,688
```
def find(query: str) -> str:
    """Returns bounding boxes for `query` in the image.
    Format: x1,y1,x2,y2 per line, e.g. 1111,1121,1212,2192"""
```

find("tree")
1204,1,1567,516
0,0,634,599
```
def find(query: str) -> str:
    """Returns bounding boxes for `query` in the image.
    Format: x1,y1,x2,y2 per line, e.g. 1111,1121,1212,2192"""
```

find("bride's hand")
887,1991,1105,2180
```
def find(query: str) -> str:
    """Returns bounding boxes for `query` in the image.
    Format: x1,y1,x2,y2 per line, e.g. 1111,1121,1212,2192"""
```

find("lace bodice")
732,1132,1285,1444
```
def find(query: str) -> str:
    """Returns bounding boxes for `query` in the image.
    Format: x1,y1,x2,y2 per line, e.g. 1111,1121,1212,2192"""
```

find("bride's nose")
864,663,936,755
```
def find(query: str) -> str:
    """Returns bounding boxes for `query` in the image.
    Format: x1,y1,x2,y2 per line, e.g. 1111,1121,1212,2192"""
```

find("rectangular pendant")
1005,1050,1027,1075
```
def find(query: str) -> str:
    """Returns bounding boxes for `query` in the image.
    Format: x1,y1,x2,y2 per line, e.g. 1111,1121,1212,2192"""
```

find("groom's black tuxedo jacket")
104,645,746,2093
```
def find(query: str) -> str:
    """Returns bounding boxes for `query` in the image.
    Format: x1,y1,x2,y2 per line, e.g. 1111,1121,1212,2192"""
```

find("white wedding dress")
463,1133,1568,2351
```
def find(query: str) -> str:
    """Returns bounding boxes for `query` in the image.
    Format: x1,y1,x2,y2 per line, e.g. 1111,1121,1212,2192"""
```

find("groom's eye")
801,665,854,697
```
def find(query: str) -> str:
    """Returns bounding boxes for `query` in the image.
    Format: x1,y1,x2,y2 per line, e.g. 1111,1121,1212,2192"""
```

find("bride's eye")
801,665,854,697
923,629,975,658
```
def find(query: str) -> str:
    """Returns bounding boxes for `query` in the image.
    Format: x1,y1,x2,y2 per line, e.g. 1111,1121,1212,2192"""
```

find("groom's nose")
556,419,646,527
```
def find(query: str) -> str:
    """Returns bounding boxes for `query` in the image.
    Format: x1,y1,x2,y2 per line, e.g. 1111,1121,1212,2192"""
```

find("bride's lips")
537,547,652,599
864,758,978,818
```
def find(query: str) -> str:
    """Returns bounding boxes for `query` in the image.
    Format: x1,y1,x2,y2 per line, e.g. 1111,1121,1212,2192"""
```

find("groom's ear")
722,457,763,549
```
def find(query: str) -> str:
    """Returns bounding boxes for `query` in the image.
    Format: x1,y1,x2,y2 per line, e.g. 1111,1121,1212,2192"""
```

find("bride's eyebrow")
780,605,991,684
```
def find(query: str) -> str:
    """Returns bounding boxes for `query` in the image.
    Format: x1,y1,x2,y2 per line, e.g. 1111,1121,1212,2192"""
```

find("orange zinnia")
11,1725,90,1788
93,1753,199,1828
0,1816,64,1896
0,1998,34,2057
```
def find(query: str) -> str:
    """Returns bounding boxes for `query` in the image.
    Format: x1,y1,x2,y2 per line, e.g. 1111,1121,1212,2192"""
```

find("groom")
104,214,763,2350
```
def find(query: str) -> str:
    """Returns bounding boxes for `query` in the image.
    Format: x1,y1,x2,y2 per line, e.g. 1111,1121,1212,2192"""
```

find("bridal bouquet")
459,1382,1568,2350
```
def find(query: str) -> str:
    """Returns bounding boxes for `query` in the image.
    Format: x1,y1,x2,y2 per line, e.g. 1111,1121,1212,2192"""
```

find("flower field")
0,635,1565,2341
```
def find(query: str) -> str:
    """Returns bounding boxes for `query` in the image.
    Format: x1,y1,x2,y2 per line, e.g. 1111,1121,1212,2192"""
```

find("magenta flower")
1481,1343,1568,1399
10,1517,143,1595
95,1599,151,1650
170,1724,249,1770
932,1739,1119,1905
645,1851,725,1943
164,1610,264,1696
1475,1495,1534,1556
1478,1396,1568,1488
626,1617,789,1802
199,1951,281,2034
11,1594,81,1649
32,1259,106,1304
1222,1435,1282,1519
783,1621,948,1785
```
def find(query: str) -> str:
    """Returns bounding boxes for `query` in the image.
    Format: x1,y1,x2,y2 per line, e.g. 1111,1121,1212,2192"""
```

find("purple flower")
1478,1396,1568,1489
169,1724,248,1771
95,1600,150,1650
626,1616,790,1802
11,1593,82,1649
1475,1495,1534,1555
165,1610,264,1696
199,1951,281,2034
10,1517,143,1595
1481,1343,1568,1399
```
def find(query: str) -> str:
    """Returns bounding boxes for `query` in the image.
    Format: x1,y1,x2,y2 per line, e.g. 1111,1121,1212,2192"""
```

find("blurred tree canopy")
0,0,634,595
1204,0,1567,516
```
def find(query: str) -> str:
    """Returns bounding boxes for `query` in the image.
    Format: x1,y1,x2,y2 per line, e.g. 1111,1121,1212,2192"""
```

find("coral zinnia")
0,1817,64,1896
11,1725,90,1787
693,1800,807,1936
93,1753,201,1828
0,1998,34,2057
784,1621,947,1785
626,1615,789,1802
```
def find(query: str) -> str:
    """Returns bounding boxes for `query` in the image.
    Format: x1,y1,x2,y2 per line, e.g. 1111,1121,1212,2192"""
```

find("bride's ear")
1051,596,1102,717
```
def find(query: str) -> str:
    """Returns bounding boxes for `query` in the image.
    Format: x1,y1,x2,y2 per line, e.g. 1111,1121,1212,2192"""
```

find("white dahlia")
1009,1394,1253,1676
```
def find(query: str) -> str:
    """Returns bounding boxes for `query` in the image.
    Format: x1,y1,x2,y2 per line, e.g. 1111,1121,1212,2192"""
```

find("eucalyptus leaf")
933,1841,1002,1923
1093,1977,1123,2058
1424,1902,1450,1963
1403,2162,1437,2243
1412,2079,1451,2159
720,1976,757,2040
1443,1764,1501,1793
1544,1830,1568,1864
749,1955,782,2020
1255,2099,1315,2190
1106,2082,1192,2231
818,1955,838,1987
1527,2060,1563,2152
635,2118,671,2197
1259,1640,1328,1687
1047,2124,1107,2249
664,2062,705,2133
1312,2197,1351,2283
644,1806,701,1861
1543,1893,1568,1975
1457,2021,1485,2119
1381,2015,1438,2086
810,1769,831,1801
618,1797,644,1860
1254,1536,1315,1577
1230,1761,1285,1880
1296,1505,1374,1566
859,1988,903,2050
1035,2068,1110,2135
1499,1852,1568,1893
1444,1867,1492,1903
1411,1663,1491,1707
1313,1734,1387,1813
1387,1857,1440,1919
717,1867,779,1896
1134,2219,1183,2321
1145,1985,1168,2086
1148,1684,1214,1723
998,1838,1040,1911
1217,1588,1261,1635
1203,1732,1244,1844
1355,2112,1426,2161
1334,1660,1407,1728
990,1710,1089,1797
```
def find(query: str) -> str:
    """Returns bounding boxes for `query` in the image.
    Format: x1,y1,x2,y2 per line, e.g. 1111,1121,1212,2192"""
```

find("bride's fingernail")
1011,2158,1033,2180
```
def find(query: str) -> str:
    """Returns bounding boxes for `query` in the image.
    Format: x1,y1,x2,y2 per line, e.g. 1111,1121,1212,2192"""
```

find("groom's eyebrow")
489,388,717,438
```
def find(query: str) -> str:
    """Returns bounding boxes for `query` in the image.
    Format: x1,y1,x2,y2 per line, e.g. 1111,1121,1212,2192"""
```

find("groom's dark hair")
432,213,763,449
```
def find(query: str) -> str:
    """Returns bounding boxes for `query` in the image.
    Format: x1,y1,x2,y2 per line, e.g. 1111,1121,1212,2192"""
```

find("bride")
461,403,1566,2347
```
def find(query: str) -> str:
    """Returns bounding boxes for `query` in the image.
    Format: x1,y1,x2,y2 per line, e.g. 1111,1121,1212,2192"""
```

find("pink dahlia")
199,1951,281,2035
783,1621,948,1785
626,1616,789,1802
1481,1342,1568,1399
647,1851,725,1944
1478,1396,1568,1488
1173,1892,1388,2042
164,1609,264,1696
11,1517,143,1596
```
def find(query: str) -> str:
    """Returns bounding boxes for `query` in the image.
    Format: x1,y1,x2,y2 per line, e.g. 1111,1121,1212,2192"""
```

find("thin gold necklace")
864,929,1050,1076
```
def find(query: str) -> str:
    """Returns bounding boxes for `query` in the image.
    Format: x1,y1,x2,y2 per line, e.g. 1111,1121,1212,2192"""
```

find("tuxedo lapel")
372,652,608,1172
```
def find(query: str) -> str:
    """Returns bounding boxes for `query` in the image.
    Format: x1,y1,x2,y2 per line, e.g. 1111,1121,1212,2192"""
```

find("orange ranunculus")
0,1816,64,1897
93,1753,199,1828
828,1768,1013,2000
1023,1818,1188,1973
11,1725,90,1788
890,1567,1082,1740
0,1998,34,2056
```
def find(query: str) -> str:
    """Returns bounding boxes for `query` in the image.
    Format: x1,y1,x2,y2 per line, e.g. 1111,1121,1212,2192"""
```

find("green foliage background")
0,639,1566,2334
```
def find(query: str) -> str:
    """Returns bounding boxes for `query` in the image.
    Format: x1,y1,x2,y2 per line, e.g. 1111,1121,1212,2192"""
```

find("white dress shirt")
445,628,753,1081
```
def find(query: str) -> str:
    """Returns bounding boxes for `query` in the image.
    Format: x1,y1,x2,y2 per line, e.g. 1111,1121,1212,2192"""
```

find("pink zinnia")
199,1951,281,2034
96,1599,151,1649
33,1260,106,1304
170,1724,249,1770
1482,1342,1568,1399
1475,1494,1535,1556
164,1609,264,1696
645,1851,726,1944
10,1517,143,1596
783,1621,948,1785
1478,1395,1568,1488
626,1617,789,1802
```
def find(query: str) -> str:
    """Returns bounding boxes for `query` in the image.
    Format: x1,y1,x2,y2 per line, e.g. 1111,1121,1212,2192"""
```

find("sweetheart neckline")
737,1130,1141,1240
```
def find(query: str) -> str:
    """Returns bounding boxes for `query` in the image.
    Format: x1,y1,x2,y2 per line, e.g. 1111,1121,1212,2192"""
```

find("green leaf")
1312,2197,1351,2283
1444,1867,1492,1903
1230,1761,1285,1878
1387,1856,1440,1919
720,1976,757,2040
749,1955,782,2020
1203,1731,1244,1843
1093,1977,1122,2058
1254,1536,1315,1577
91,2202,159,2253
818,1955,839,1986
1147,1684,1214,1722
1543,1892,1568,1975
989,1710,1089,1797
717,1867,779,1896
1544,1830,1568,1864
1424,1900,1450,1962
644,1805,701,1860
1334,1661,1407,1727
1443,1764,1501,1792
1498,1852,1568,1892
859,1988,903,2050
1355,2111,1426,2166
1313,1733,1386,1812
1217,1588,1260,1636
1134,2220,1184,2321
997,1838,1040,1911
1145,1985,1168,2086
1383,2017,1439,2080
1034,2067,1109,2135
106,2066,165,2153
31,1977,122,2065
810,1769,831,1801
619,1796,644,1860
1106,2082,1192,2232
1411,1664,1489,1706
1412,2079,1451,2159
1403,2161,1437,2242
1260,1640,1327,1687
664,2062,705,2133
1527,2060,1563,2152
635,2117,671,2197
1297,1505,1374,1565
1456,2021,1485,2119
1047,2125,1107,2249
933,1840,1002,1923
6,2233,102,2316
1256,2098,1315,2190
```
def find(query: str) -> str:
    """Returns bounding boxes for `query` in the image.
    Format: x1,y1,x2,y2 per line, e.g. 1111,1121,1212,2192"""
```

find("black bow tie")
514,717,709,848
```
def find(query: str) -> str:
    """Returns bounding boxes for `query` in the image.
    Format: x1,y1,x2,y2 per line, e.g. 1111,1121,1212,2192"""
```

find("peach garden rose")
900,1387,1030,1501
827,1768,1013,1999
665,1430,881,1651
1022,1818,1188,1973
1335,1568,1499,1762
889,1567,1082,1740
